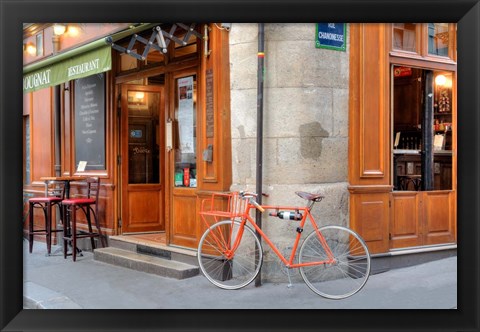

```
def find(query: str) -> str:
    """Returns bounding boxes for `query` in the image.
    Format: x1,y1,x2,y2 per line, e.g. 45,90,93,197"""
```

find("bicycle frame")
234,201,337,269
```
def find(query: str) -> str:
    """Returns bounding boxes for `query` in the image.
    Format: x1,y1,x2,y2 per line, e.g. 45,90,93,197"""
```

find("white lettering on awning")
67,58,100,78
23,69,51,90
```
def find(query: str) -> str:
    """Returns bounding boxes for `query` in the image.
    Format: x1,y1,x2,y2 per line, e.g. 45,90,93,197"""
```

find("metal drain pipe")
255,23,265,287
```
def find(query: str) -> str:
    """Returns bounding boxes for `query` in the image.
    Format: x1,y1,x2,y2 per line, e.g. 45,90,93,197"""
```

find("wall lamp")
53,23,67,36
23,42,36,55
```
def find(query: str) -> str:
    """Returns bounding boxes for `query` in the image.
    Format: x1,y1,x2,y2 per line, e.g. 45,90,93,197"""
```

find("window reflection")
393,23,416,52
428,23,449,57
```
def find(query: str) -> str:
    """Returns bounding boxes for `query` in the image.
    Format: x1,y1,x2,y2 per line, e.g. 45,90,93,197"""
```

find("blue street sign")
316,23,347,51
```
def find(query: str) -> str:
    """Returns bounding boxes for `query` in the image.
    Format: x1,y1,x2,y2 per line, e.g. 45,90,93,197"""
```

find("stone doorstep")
93,247,199,280
107,236,199,266
23,281,82,309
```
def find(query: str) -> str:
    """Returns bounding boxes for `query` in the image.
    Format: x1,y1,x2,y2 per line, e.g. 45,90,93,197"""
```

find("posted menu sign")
74,73,106,170
315,23,347,52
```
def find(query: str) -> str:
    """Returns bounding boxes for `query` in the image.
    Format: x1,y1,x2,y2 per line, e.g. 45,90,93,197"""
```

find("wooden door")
121,85,165,233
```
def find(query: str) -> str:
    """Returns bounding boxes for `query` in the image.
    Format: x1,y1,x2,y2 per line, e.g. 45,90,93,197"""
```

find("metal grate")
107,23,203,61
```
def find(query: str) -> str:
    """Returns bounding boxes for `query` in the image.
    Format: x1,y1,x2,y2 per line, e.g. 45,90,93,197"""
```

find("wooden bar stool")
61,177,107,261
27,181,65,255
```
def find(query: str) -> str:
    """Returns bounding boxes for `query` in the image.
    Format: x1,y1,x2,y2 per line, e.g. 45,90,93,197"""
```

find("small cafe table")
40,176,87,199
40,176,87,256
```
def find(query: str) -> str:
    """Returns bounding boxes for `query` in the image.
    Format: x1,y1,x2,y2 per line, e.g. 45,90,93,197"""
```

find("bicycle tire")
299,225,371,299
197,220,263,290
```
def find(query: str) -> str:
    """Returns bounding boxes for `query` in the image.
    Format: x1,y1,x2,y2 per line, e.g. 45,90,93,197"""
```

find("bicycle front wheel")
299,225,371,299
197,220,263,290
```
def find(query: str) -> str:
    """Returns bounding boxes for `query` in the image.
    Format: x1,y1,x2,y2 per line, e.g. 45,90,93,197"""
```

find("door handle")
166,119,173,152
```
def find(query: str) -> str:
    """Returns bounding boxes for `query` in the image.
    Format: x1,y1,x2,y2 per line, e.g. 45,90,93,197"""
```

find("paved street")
23,241,457,309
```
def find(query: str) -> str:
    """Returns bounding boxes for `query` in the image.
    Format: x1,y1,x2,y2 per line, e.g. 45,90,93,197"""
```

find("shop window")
120,51,138,72
145,46,165,65
392,66,453,191
173,33,198,59
428,23,449,57
174,74,197,187
393,23,417,52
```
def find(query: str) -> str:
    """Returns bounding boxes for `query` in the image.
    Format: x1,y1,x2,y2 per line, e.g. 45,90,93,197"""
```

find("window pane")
428,23,449,57
393,23,417,52
174,75,197,187
127,91,161,184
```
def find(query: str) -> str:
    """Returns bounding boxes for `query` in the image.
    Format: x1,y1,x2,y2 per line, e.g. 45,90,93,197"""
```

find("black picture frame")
1,0,479,331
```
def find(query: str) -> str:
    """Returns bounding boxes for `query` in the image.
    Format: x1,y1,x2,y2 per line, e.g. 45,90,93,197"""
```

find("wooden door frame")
119,84,167,234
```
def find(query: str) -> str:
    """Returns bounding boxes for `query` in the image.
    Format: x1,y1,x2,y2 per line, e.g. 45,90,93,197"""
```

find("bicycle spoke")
299,226,370,299
198,220,263,290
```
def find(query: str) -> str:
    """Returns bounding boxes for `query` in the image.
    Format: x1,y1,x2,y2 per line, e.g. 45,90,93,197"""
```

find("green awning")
23,23,158,93
23,45,111,93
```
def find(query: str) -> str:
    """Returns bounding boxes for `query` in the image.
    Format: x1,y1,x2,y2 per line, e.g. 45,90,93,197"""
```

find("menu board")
74,73,105,170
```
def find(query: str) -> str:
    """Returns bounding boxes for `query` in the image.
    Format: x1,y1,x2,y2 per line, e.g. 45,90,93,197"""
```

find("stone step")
107,236,199,267
94,247,199,279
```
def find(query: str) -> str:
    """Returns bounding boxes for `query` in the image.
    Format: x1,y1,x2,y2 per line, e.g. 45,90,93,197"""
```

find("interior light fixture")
53,23,67,36
135,92,145,100
435,74,447,86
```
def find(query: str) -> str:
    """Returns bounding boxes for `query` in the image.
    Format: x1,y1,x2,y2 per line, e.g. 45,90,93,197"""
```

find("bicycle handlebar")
239,191,266,213
249,198,265,213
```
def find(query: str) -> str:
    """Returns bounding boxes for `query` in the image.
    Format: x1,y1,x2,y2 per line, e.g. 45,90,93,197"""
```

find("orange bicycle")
198,191,371,299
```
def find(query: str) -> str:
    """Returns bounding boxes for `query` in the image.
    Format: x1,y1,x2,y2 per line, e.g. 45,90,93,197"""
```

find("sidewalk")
23,241,457,309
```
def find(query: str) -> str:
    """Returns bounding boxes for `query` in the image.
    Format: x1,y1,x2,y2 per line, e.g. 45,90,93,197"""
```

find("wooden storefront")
23,23,231,249
348,23,457,254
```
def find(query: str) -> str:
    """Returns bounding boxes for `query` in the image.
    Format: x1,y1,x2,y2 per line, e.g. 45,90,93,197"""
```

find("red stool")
61,177,107,261
27,181,65,255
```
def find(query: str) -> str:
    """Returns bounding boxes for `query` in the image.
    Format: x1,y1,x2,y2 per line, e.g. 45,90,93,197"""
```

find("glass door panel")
174,74,197,188
127,90,160,184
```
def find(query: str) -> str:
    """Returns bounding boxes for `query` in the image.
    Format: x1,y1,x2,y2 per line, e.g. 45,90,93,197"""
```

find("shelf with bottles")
394,130,422,151
433,119,452,133
174,163,197,188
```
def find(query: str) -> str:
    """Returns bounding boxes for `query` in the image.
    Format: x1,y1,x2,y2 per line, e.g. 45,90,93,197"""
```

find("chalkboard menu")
74,73,105,170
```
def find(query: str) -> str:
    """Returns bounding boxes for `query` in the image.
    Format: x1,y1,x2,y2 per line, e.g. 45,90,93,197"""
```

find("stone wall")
229,23,350,282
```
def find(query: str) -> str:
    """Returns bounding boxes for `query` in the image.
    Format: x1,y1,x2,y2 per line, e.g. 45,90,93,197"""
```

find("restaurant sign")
23,45,111,93
315,23,347,52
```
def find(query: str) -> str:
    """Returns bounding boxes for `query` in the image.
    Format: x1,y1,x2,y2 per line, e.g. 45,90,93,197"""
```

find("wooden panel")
127,190,162,228
171,190,197,247
198,24,232,191
349,191,389,254
390,192,422,248
423,191,455,245
349,24,389,184
31,88,54,181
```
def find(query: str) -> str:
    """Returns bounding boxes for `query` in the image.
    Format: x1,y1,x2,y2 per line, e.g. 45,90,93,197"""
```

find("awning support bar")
107,23,203,61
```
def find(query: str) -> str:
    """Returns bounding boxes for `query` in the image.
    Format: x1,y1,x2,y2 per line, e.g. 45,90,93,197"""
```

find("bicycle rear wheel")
197,220,263,290
299,225,370,299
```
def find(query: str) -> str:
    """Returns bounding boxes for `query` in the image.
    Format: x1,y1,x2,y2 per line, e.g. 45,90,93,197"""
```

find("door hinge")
117,155,121,165
389,200,391,208
118,218,122,227
389,233,392,240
